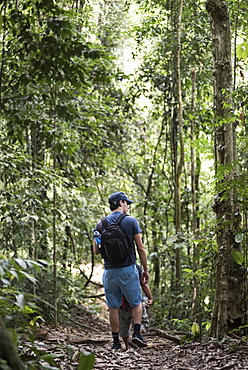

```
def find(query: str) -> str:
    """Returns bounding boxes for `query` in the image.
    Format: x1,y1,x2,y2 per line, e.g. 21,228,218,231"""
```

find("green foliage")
0,0,247,352
237,41,248,60
171,318,192,332
0,254,99,368
0,255,64,369
0,358,11,370
191,322,199,336
231,248,243,266
20,346,60,370
78,351,95,370
0,256,48,320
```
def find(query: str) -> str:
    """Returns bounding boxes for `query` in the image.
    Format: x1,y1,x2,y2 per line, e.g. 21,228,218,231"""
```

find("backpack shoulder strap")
116,214,133,246
102,217,108,229
116,213,127,225
98,213,127,232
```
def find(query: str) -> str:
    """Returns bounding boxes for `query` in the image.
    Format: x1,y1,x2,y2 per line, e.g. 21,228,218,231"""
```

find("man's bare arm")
93,240,100,255
134,233,150,283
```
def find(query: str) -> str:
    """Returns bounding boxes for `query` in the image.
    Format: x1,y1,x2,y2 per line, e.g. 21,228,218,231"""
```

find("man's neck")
112,207,122,213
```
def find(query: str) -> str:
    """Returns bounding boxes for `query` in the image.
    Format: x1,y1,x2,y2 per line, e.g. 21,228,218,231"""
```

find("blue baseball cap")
108,191,134,205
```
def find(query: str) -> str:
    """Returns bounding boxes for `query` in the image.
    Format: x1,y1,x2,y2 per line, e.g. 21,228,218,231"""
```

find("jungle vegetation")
0,0,248,367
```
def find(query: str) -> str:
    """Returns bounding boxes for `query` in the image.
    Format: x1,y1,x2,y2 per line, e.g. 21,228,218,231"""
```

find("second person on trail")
119,263,153,350
93,191,150,350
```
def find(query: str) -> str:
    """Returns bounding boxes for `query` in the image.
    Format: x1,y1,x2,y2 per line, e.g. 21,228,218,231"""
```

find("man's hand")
141,271,150,284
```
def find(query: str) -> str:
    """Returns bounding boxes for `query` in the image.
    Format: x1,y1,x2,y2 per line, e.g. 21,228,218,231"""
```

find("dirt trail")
21,306,248,369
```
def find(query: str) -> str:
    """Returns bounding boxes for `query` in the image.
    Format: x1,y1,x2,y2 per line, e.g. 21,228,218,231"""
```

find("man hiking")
93,191,150,349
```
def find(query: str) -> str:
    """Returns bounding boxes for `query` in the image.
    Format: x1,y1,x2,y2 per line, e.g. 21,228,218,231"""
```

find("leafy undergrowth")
19,306,248,369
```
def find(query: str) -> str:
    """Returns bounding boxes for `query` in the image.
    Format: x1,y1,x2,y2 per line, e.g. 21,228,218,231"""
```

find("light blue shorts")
103,264,142,309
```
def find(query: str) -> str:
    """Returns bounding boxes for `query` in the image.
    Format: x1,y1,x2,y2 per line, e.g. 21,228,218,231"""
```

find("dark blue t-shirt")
96,211,142,270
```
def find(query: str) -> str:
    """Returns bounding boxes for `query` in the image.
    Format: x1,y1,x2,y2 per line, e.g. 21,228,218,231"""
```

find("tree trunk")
0,317,26,370
152,228,160,287
172,0,184,292
190,68,201,319
206,0,244,337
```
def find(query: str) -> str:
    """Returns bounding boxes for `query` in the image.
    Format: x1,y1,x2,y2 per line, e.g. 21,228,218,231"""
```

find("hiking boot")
128,340,138,349
111,342,121,350
132,333,148,348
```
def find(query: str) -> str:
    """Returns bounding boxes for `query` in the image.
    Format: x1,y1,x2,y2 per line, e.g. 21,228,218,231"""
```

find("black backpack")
98,213,132,262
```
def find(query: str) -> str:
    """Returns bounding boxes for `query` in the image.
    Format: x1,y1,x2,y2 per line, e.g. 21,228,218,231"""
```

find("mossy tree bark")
206,0,244,337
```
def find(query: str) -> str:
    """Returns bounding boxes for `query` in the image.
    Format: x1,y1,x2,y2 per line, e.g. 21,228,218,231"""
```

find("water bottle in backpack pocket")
93,230,101,245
